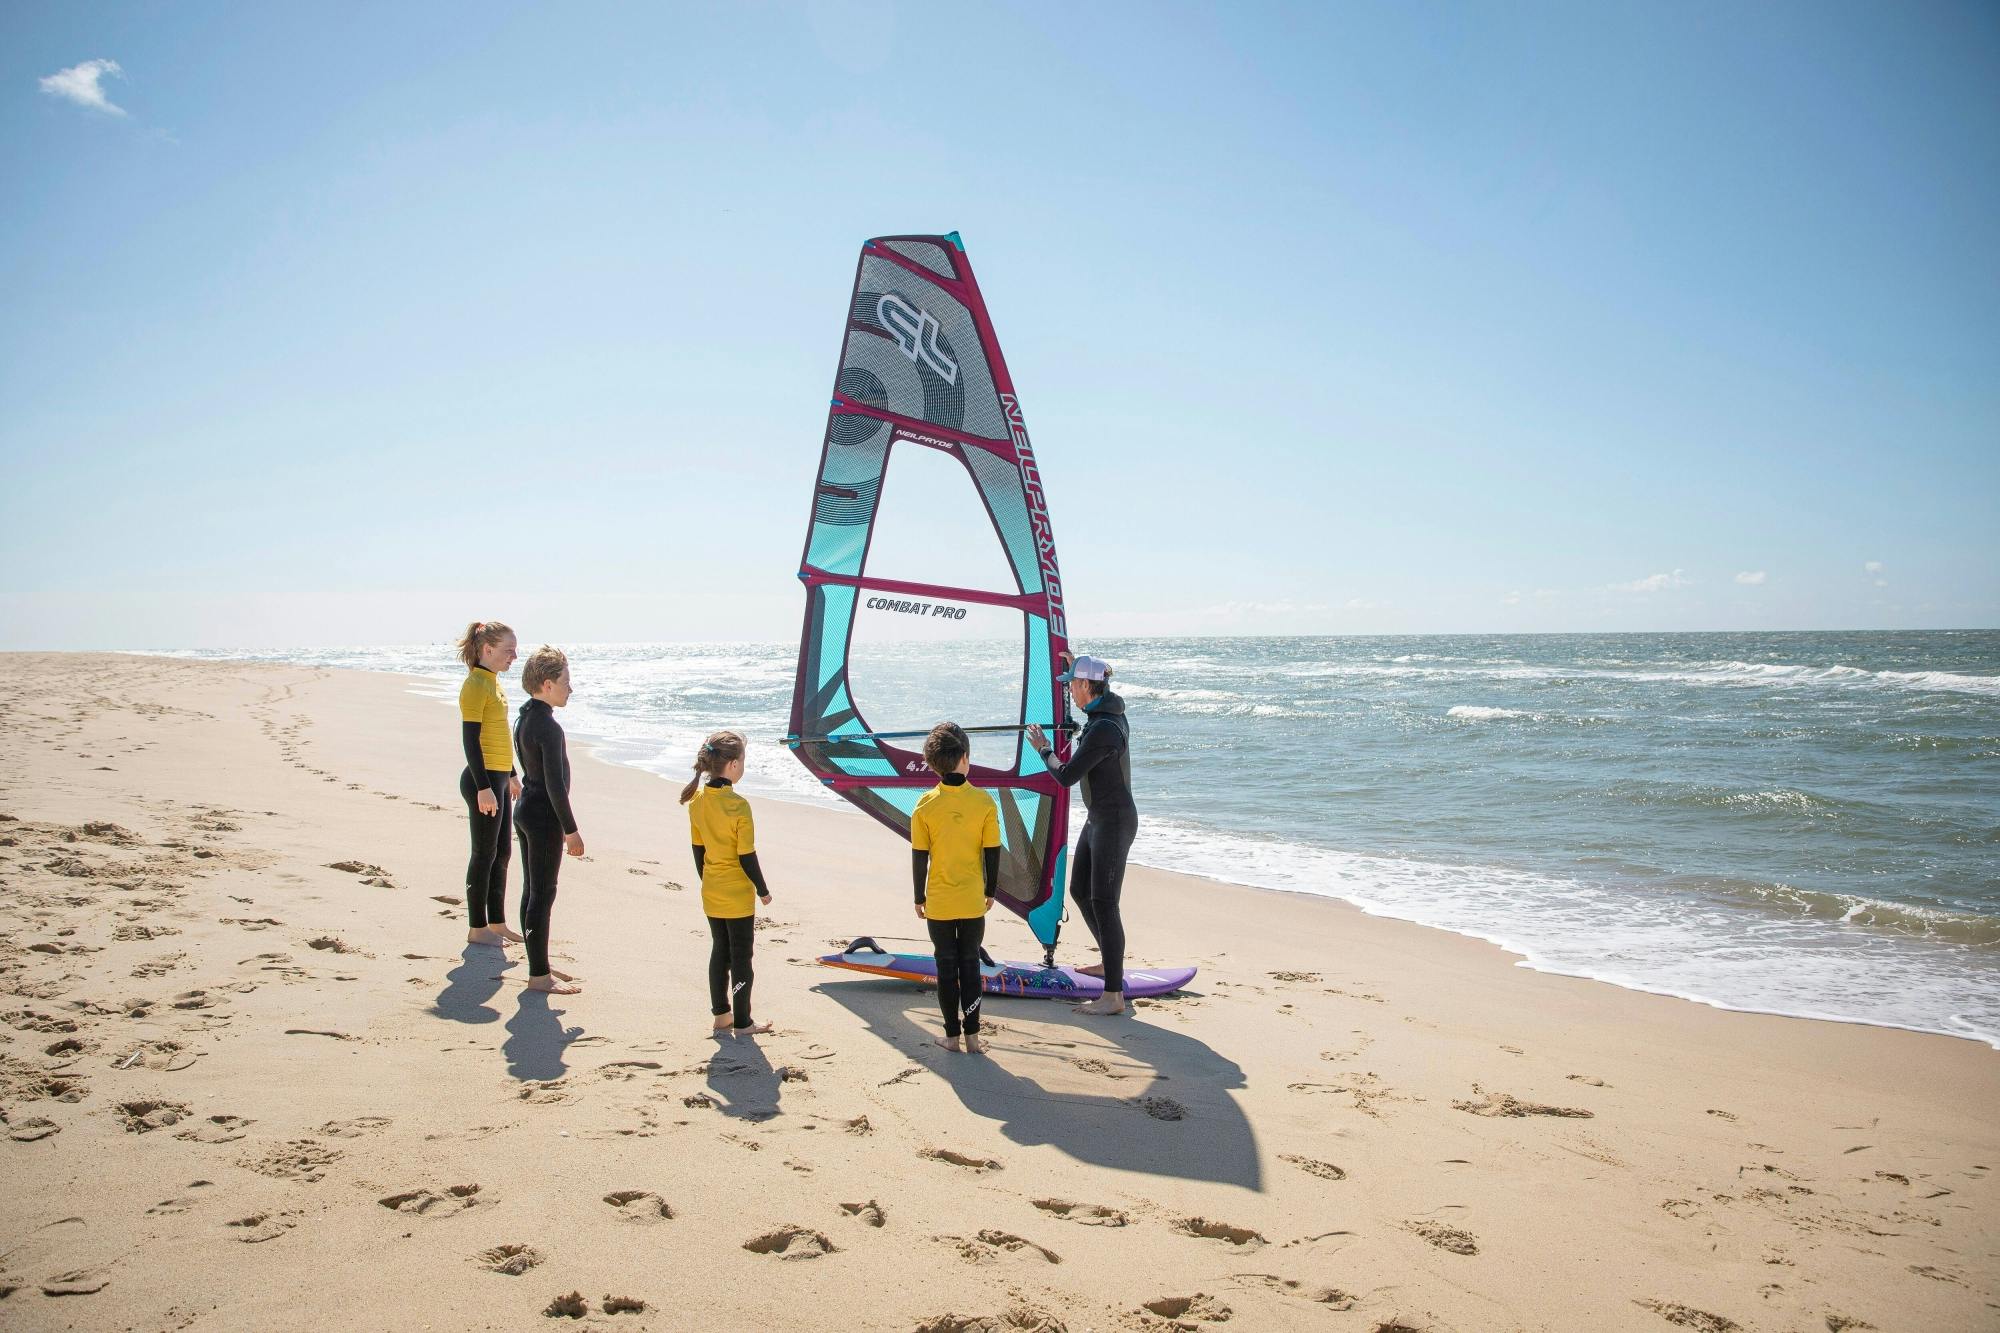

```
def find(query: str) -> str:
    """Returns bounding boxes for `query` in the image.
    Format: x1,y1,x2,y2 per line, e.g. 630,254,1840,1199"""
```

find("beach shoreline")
1,652,1993,1331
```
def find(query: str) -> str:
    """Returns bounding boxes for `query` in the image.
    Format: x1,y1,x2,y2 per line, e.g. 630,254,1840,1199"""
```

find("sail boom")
830,397,1021,464
798,569,1040,612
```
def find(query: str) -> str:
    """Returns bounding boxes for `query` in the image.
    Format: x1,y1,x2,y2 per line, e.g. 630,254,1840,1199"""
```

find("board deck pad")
818,945,1196,1000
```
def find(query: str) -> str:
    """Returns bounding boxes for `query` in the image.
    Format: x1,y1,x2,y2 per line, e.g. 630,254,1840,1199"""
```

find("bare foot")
965,1033,988,1054
935,1035,964,1053
732,1021,774,1037
492,925,527,944
710,1015,732,1037
1075,963,1106,978
1074,994,1126,1016
467,927,507,948
526,974,580,995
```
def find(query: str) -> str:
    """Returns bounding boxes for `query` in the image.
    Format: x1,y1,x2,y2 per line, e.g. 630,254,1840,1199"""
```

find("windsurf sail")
788,232,1073,959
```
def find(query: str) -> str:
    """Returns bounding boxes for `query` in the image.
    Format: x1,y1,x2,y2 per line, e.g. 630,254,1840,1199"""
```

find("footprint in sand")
840,1200,886,1227
973,1231,1061,1264
1453,1087,1592,1119
596,1061,664,1081
545,1292,589,1318
602,1295,645,1314
2,1009,78,1034
224,1212,298,1244
603,1190,674,1222
1279,1154,1347,1181
7,1115,62,1142
378,1183,488,1217
116,1098,192,1133
1268,970,1321,983
1404,1219,1479,1255
1633,1299,1741,1331
306,936,365,956
1232,1275,1355,1310
1144,1294,1231,1322
475,1243,543,1276
1031,1198,1130,1227
519,1079,570,1105
317,1116,391,1138
219,917,283,931
1134,1096,1186,1121
240,1139,343,1183
176,1114,253,1143
110,1039,201,1072
43,1037,88,1059
742,1225,837,1259
921,1148,1002,1172
1173,1217,1265,1248
913,1306,1067,1333
40,1269,111,1296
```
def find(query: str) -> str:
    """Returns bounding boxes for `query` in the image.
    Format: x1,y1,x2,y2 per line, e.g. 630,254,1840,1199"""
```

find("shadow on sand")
703,1033,783,1120
502,988,584,1083
817,978,1258,1189
429,943,507,1024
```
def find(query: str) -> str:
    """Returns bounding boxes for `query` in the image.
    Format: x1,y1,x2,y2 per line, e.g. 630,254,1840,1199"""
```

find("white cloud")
39,59,126,115
1864,561,1884,574
1341,597,1385,611
1501,591,1522,606
1734,570,1766,586
1609,569,1690,594
1873,579,1888,587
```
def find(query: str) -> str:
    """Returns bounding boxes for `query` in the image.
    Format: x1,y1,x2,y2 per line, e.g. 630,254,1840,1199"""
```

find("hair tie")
701,742,715,755
474,621,485,632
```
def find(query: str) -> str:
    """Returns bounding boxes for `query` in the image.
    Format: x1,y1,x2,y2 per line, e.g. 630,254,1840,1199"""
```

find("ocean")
159,631,2000,1047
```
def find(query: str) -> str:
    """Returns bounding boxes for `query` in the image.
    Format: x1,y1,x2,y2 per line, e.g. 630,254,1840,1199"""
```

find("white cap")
1058,654,1111,682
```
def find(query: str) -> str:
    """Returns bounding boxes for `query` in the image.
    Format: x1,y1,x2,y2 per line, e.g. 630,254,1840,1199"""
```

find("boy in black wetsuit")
513,646,585,995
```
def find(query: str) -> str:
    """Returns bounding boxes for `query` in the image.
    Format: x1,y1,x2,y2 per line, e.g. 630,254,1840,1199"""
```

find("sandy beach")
0,651,1993,1332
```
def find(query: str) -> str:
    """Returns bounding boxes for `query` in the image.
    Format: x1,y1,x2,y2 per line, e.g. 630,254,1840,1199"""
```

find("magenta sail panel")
788,233,1074,950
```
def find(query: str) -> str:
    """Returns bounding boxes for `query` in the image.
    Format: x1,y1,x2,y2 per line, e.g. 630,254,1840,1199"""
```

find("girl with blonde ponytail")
456,620,523,948
681,731,775,1036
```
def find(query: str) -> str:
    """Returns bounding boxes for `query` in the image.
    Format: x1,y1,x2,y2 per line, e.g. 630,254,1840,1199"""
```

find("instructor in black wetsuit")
1026,654,1136,1017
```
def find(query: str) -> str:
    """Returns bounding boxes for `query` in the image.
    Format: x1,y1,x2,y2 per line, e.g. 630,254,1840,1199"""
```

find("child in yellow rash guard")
454,620,522,947
911,722,1001,1054
680,730,773,1037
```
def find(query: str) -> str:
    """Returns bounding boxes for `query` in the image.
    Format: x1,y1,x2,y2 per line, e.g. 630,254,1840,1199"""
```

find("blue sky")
3,1,1995,649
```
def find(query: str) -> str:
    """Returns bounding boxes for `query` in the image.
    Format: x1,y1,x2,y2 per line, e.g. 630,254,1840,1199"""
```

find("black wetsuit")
459,725,514,931
513,698,578,978
912,774,1004,1039
1041,691,1136,994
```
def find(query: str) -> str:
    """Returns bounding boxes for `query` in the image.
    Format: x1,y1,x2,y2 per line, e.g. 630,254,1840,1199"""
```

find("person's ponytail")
679,749,711,805
456,619,514,670
680,730,748,804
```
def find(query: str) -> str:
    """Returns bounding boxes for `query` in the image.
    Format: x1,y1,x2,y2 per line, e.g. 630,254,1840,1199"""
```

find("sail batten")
789,233,1072,950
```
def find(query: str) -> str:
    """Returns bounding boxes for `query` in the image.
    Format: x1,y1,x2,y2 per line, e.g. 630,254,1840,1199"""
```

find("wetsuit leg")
957,917,986,1035
726,917,755,1028
706,917,732,1017
1086,821,1135,994
928,918,963,1038
516,811,562,977
461,767,512,929
707,916,756,1026
1069,832,1100,949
